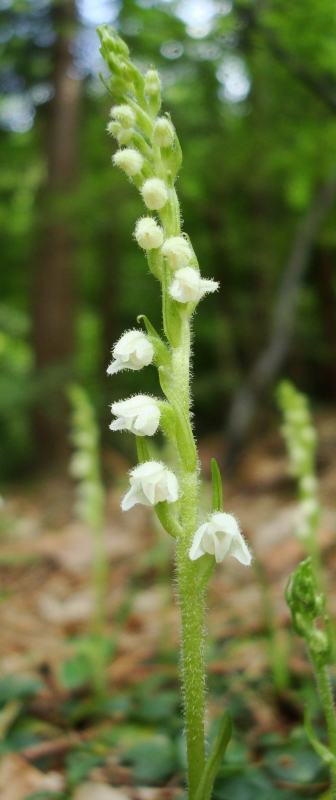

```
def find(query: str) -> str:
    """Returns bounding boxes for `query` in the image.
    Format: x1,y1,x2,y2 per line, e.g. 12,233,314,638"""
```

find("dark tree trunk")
314,247,336,397
32,0,81,464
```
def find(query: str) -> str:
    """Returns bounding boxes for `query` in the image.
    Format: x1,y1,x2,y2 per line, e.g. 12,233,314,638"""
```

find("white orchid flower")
107,330,154,375
169,267,219,303
121,461,178,510
189,512,251,565
110,395,160,436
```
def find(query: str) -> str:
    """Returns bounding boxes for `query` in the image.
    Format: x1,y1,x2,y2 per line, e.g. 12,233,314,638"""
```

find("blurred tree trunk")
32,0,80,464
223,167,336,471
314,247,336,396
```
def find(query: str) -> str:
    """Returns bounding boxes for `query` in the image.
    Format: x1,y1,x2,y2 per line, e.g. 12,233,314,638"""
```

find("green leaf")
265,742,323,784
304,706,336,766
0,675,43,707
60,654,92,690
194,711,233,800
211,458,223,513
122,734,177,783
213,767,274,800
66,748,105,787
136,435,150,463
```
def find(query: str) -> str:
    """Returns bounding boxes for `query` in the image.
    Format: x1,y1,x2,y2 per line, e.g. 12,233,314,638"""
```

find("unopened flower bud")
162,236,192,270
154,118,174,147
144,69,161,96
107,121,134,144
135,217,164,249
110,104,136,128
141,178,168,210
113,149,144,176
170,267,219,303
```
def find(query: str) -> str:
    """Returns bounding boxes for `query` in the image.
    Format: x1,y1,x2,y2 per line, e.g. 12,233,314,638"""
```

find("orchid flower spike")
121,461,178,510
110,395,160,436
107,330,154,375
169,267,219,303
189,512,251,565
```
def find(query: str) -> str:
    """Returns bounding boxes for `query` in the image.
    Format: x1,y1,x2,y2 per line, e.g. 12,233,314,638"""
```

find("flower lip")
189,512,251,565
107,329,154,374
169,267,219,304
110,395,161,437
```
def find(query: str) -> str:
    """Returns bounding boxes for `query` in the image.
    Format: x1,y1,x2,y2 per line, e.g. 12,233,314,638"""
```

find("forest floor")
1,412,336,800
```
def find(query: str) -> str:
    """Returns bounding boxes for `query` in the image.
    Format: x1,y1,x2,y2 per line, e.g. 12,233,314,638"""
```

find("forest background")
2,0,336,479
2,2,336,797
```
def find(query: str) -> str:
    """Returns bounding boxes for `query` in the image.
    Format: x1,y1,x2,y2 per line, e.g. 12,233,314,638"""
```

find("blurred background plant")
67,384,111,699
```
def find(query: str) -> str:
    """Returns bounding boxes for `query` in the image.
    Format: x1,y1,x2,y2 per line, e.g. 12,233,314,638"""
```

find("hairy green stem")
313,659,336,797
155,144,206,795
169,318,205,796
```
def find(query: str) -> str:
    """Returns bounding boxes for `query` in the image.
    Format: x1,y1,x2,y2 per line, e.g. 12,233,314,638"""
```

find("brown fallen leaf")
0,753,64,800
71,782,132,800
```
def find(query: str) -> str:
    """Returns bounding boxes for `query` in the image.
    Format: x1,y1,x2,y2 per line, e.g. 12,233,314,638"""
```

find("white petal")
114,331,140,355
134,339,154,365
142,477,157,505
211,512,241,537
131,461,163,480
109,417,126,431
199,278,219,296
189,523,208,561
227,531,252,565
134,405,160,436
165,471,179,503
213,532,233,563
121,484,152,511
202,529,216,556
107,358,123,374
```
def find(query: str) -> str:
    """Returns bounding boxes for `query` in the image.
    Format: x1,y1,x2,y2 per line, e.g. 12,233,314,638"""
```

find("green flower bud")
107,121,134,144
154,117,175,147
110,104,136,128
113,149,144,177
144,69,161,96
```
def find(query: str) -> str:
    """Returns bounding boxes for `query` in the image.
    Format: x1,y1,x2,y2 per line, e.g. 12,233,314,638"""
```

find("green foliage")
122,734,177,783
